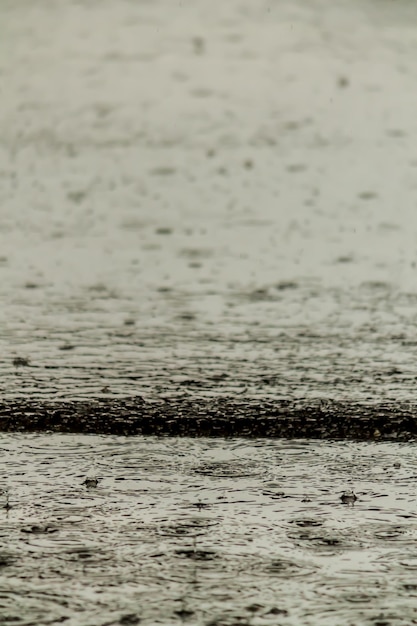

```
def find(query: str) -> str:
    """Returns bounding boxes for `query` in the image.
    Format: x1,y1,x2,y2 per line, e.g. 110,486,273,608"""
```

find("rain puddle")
1,435,417,625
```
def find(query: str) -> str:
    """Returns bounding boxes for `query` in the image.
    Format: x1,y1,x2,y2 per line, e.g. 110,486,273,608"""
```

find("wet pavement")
2,0,417,624
1,0,417,412
2,434,417,626
1,396,417,440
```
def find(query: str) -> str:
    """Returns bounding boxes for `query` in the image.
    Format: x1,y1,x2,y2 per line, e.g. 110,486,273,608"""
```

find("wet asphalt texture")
2,0,417,436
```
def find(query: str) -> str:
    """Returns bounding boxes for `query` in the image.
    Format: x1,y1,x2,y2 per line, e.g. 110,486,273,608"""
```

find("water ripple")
1,436,417,624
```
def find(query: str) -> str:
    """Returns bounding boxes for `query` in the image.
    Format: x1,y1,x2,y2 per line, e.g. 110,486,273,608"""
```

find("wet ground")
2,0,417,409
2,435,417,626
2,0,417,623
1,396,417,440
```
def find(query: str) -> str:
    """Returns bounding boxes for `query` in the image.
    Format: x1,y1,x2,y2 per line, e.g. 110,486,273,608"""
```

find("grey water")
2,0,417,403
2,0,417,623
1,434,417,626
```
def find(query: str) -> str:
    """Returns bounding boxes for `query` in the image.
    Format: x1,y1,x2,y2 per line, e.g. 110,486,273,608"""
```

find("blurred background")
1,0,417,402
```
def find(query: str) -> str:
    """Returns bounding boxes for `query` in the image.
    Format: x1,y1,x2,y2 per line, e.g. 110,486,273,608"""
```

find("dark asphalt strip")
0,397,415,440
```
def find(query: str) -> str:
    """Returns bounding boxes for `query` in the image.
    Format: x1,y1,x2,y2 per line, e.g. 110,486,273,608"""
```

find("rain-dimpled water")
2,0,417,624
2,436,417,625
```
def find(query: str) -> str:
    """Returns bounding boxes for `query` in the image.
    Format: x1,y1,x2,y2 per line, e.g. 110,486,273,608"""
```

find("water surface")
1,0,417,403
1,435,417,625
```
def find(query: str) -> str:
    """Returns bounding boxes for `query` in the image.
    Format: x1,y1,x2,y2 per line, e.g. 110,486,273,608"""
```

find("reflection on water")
1,435,417,625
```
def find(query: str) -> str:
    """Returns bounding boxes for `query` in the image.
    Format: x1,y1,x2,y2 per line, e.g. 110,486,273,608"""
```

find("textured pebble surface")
1,397,417,440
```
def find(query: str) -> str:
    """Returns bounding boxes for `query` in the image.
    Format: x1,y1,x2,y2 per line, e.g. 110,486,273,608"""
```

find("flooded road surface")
1,0,417,409
2,434,417,626
1,1,417,622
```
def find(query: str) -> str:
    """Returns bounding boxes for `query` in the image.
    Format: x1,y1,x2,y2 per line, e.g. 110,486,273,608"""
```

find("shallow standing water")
2,0,417,623
2,434,417,626
1,0,417,403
